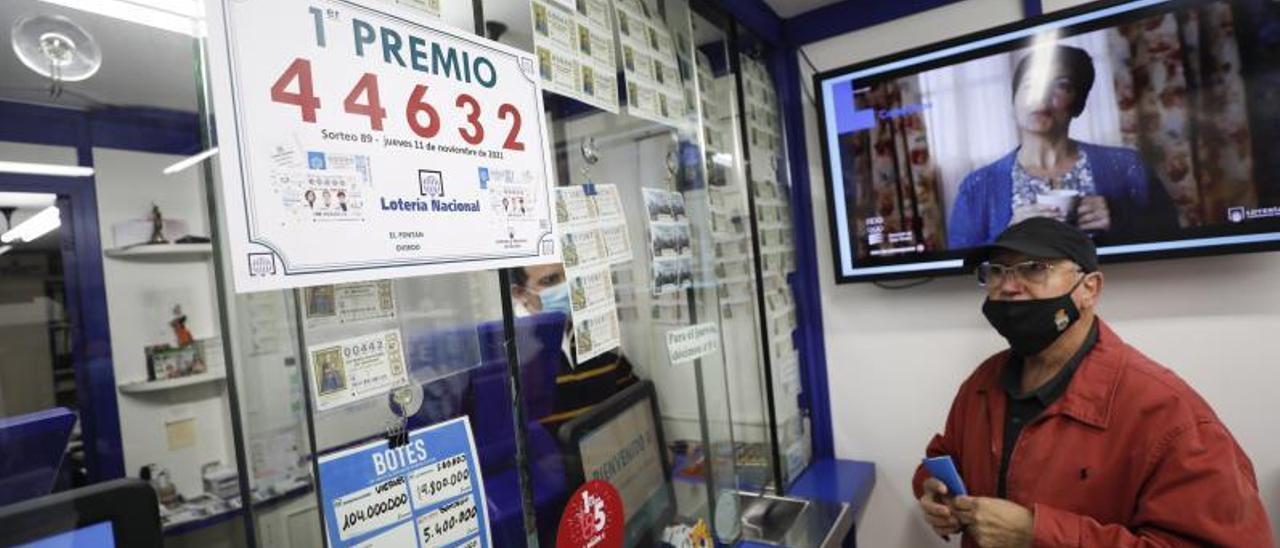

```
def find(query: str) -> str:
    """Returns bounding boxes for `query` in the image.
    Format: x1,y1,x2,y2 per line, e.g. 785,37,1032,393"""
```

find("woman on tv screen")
946,45,1179,248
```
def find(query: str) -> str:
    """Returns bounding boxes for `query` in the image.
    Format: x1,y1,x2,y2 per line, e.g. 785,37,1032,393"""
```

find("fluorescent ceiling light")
163,147,218,175
0,246,11,256
0,192,57,209
2,206,61,244
0,161,94,177
38,0,205,37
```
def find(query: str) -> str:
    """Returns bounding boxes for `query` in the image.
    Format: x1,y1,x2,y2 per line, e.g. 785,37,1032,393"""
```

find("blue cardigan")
947,142,1179,248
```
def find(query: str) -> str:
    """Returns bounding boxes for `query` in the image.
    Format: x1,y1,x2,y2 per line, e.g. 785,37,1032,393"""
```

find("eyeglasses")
977,260,1082,287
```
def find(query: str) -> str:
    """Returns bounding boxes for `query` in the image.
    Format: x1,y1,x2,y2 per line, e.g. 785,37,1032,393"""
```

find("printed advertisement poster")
592,184,632,263
642,188,692,294
531,0,620,112
304,280,397,329
206,0,558,292
613,0,686,127
554,184,625,363
317,417,491,547
574,307,621,363
308,329,408,412
556,184,632,264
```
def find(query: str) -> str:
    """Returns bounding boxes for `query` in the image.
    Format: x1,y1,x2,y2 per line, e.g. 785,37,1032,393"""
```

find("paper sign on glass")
206,0,559,292
308,329,408,412
304,280,397,328
317,417,491,547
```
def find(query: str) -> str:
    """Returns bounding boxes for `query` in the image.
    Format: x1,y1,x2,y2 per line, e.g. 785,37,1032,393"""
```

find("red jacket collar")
975,319,1125,429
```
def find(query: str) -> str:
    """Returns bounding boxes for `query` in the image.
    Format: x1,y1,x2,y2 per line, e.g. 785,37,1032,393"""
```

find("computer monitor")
0,407,77,506
13,521,114,548
558,381,675,547
0,478,162,548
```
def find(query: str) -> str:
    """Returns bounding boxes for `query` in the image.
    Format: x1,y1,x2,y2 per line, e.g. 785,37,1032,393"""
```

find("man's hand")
1076,195,1111,231
952,496,1033,548
918,478,962,540
1010,203,1062,225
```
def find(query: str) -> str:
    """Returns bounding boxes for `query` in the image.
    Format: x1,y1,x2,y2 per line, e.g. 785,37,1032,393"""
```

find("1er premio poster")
206,0,559,292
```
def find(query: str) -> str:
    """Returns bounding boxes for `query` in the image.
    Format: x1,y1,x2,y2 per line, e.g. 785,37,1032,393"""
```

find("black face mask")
982,277,1086,356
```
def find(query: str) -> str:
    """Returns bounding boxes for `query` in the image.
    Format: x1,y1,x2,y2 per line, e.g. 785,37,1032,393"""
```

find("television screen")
816,0,1280,282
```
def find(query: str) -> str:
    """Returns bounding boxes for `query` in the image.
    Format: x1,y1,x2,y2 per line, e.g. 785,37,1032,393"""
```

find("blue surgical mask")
536,281,571,316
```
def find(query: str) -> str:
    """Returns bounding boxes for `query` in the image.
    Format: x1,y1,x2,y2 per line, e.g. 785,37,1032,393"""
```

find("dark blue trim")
0,99,165,482
770,48,835,460
709,0,782,47
0,103,85,147
786,458,875,517
780,0,964,46
696,42,730,77
0,173,123,482
1023,0,1044,17
786,458,876,546
90,107,201,155
0,101,200,156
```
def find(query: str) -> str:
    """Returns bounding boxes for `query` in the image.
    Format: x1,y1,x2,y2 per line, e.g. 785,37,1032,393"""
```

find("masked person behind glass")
914,217,1272,547
511,263,637,431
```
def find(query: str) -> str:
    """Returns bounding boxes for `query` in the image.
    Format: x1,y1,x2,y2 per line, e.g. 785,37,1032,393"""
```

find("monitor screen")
577,395,669,547
816,0,1280,282
16,521,115,548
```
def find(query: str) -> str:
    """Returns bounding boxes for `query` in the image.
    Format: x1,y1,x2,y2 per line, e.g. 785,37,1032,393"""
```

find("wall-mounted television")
815,0,1280,282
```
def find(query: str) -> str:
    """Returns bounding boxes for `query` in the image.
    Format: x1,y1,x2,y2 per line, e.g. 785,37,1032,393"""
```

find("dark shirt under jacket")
997,320,1099,498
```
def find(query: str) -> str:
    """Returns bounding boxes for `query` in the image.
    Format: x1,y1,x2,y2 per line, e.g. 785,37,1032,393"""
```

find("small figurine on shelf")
148,202,169,244
145,305,206,380
170,305,194,347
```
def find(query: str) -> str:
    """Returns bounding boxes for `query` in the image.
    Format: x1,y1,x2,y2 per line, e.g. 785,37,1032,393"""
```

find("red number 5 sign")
557,480,624,548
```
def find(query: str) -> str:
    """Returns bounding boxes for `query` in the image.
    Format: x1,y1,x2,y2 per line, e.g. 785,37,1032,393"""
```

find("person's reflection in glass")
510,263,638,431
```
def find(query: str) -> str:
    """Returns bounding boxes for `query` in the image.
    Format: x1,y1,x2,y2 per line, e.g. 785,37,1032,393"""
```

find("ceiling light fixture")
162,147,218,175
0,192,58,209
1,206,62,244
0,245,12,256
0,161,94,177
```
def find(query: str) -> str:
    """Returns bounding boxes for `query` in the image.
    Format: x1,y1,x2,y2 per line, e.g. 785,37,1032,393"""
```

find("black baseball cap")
964,217,1099,272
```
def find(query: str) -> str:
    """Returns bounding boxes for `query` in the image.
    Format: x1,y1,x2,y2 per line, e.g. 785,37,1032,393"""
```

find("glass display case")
214,0,764,542
729,14,811,491
685,1,812,496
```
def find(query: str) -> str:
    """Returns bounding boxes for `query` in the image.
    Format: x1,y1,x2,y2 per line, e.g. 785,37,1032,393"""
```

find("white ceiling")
0,0,199,111
763,0,845,18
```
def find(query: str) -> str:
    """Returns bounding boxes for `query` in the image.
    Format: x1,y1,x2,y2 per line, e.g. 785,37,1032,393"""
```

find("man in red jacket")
914,217,1273,547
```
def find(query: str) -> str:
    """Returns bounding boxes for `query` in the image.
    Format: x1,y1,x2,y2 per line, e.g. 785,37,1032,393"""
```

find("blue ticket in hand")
923,455,968,496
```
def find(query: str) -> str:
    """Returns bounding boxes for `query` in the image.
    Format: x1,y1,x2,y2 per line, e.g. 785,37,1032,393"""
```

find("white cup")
1036,189,1081,224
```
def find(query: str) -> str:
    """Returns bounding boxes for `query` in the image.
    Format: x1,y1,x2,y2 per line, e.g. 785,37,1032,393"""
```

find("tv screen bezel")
812,0,1280,284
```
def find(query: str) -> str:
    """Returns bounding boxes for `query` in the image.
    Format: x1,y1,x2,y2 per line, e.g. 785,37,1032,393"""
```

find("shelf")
117,371,226,394
104,244,212,261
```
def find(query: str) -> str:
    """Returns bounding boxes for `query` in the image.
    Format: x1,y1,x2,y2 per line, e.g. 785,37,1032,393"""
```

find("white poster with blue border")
206,0,559,293
317,417,491,547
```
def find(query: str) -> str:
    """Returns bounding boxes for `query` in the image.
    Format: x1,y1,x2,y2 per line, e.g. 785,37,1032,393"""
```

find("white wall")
93,148,234,498
799,1,1280,545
